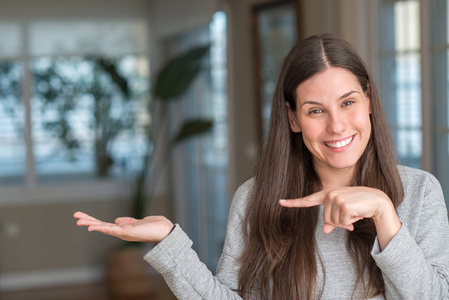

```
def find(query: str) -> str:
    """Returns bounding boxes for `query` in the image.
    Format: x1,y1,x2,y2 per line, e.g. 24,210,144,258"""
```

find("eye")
308,108,324,115
342,100,355,107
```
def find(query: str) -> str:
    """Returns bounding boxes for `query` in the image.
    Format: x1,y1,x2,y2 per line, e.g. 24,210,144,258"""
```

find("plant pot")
106,245,155,299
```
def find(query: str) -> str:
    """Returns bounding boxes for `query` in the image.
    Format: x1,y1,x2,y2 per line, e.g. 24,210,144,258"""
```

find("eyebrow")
299,90,360,108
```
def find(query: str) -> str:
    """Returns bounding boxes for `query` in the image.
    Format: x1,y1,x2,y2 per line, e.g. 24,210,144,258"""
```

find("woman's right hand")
73,211,174,243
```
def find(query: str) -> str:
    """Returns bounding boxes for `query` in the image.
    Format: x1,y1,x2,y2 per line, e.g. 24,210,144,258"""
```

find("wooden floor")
0,278,177,300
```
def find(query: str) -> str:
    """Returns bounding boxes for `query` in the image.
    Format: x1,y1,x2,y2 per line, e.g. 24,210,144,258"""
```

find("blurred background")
0,0,448,299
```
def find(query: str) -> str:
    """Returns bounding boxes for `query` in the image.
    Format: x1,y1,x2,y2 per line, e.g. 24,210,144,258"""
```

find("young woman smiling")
74,34,449,299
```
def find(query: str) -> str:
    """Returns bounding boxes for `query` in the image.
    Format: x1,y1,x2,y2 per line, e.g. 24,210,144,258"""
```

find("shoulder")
398,164,434,179
396,165,446,223
234,178,255,199
397,165,443,194
228,178,255,218
396,166,448,239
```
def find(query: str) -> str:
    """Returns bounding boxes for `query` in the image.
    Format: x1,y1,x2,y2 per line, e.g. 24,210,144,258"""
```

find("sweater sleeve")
142,180,253,300
371,173,449,299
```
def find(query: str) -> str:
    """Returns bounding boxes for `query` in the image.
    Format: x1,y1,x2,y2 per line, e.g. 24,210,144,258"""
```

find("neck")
314,164,355,189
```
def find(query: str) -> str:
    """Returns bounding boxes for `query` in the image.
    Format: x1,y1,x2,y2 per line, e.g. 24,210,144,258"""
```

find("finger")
115,217,137,225
340,224,354,231
323,223,336,234
331,201,341,225
73,212,102,222
279,190,326,208
73,211,89,219
76,218,108,227
323,199,332,228
339,208,358,227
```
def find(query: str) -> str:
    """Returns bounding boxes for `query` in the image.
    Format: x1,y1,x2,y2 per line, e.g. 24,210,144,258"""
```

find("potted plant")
105,44,213,299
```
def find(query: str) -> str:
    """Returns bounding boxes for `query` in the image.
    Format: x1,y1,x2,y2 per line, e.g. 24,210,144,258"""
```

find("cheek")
299,120,323,143
351,110,372,134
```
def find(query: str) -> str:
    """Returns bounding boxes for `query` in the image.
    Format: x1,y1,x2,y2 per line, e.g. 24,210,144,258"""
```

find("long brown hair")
238,34,404,299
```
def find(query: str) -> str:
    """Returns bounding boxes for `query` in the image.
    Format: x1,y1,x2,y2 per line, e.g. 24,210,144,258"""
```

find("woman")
74,34,449,299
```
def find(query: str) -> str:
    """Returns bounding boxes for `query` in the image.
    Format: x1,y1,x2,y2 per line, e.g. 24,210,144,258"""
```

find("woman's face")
287,67,372,177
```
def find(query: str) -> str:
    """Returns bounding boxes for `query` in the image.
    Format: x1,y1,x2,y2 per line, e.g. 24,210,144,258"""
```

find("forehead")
296,67,362,102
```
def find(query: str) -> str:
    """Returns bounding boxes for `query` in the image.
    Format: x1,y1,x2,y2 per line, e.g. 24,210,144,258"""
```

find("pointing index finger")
279,190,326,208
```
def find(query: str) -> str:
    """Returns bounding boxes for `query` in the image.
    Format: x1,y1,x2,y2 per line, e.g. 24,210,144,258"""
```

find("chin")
327,161,358,171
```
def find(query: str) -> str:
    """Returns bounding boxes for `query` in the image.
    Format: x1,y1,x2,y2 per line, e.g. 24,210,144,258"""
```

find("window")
0,20,150,198
0,61,25,183
0,18,151,204
430,0,449,205
31,55,149,181
166,11,228,270
253,1,298,138
379,0,449,205
379,0,421,168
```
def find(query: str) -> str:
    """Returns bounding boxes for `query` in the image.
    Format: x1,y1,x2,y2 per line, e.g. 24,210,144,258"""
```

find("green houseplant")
130,44,213,220
106,44,213,299
32,56,139,178
33,45,212,209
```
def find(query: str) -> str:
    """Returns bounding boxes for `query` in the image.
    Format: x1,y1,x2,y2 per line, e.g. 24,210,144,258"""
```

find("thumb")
323,223,336,234
115,217,137,225
323,223,354,234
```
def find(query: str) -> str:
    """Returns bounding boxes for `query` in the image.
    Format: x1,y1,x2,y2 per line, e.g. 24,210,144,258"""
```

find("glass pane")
256,2,297,136
394,1,420,51
397,129,421,168
380,0,422,168
31,56,149,181
396,53,421,128
395,53,422,167
166,11,228,271
0,61,25,182
206,11,228,269
0,23,22,58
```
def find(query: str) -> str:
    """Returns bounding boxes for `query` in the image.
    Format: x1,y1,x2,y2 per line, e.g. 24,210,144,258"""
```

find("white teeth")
325,136,353,148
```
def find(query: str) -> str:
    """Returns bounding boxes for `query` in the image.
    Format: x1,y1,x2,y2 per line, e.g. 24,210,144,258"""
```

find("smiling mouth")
324,135,354,149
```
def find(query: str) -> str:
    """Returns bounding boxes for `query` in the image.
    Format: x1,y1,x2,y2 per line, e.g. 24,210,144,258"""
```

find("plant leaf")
153,45,210,101
172,119,213,145
96,57,130,97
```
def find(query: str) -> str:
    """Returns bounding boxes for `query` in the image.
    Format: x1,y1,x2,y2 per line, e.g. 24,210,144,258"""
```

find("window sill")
0,179,130,206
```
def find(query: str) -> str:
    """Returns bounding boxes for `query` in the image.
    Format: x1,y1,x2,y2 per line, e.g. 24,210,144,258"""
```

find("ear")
285,102,301,133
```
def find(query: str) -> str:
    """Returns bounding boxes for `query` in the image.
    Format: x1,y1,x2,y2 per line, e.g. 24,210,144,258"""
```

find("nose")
326,112,347,134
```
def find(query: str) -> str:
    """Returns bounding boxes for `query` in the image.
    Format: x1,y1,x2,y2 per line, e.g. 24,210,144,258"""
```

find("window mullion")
21,22,36,189
420,0,433,172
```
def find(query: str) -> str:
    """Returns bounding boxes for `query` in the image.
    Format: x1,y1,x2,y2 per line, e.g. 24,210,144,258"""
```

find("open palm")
74,212,174,243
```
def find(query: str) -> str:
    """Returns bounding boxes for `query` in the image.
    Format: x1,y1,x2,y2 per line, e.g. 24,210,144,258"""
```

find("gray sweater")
144,166,449,299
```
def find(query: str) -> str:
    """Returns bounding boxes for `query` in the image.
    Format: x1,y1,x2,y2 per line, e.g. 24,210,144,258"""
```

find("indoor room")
0,0,448,299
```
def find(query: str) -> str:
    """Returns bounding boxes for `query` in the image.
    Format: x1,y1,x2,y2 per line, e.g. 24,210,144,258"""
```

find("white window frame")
0,21,149,207
374,0,449,207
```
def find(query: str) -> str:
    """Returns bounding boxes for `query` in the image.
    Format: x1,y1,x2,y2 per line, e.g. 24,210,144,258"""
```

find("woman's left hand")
279,187,402,250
